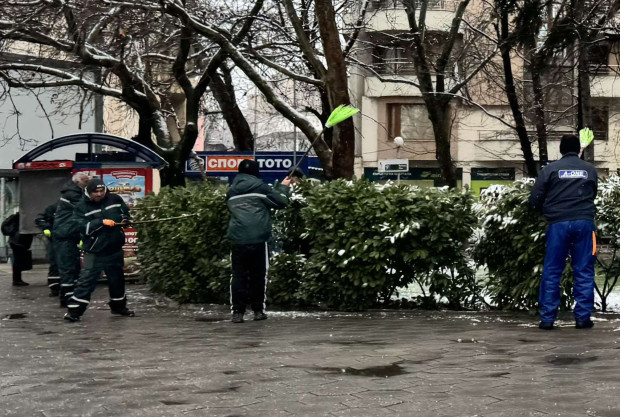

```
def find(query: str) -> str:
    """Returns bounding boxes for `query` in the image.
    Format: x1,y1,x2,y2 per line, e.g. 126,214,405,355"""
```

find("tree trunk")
575,0,593,161
315,0,355,179
427,101,458,188
210,69,254,151
577,50,593,160
499,11,537,177
159,150,187,187
530,62,549,165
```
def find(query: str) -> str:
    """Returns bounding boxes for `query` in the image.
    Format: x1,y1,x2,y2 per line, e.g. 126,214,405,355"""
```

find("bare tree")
494,0,538,177
399,0,498,188
159,0,372,179
0,0,262,186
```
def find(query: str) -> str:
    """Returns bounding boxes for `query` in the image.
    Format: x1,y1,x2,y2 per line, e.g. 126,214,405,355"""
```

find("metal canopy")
15,133,167,169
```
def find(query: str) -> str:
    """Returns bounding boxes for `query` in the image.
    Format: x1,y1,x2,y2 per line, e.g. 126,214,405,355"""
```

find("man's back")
529,153,597,224
226,173,289,244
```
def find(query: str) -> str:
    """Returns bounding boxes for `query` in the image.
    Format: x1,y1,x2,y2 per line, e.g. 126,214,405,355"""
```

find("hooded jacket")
226,174,290,244
529,153,598,224
53,182,84,240
74,191,131,254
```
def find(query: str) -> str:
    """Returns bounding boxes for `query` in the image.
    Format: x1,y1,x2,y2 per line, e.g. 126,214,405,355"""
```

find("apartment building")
349,0,620,189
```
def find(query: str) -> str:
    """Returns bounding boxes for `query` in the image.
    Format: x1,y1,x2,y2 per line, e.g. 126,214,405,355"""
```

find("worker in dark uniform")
35,204,60,296
64,178,134,322
1,212,34,286
226,160,291,323
53,172,89,307
529,134,598,330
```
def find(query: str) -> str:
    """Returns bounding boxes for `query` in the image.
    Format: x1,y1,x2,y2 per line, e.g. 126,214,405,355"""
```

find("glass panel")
400,104,434,140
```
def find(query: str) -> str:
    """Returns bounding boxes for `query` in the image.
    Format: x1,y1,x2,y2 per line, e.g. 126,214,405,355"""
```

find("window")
388,103,434,141
591,105,608,141
588,42,610,74
373,46,415,75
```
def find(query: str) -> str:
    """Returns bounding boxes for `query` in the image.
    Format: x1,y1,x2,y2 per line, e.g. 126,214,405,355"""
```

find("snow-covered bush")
593,176,620,311
473,180,572,310
294,179,477,310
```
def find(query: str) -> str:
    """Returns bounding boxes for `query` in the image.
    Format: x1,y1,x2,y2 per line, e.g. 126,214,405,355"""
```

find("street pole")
0,177,5,261
0,178,4,220
253,90,258,160
293,81,297,167
394,136,404,184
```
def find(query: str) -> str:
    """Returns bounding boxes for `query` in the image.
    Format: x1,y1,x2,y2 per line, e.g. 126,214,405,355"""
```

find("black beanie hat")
560,134,580,155
85,178,107,195
238,159,260,177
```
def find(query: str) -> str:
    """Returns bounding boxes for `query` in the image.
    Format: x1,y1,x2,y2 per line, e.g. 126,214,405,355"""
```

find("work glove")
77,240,83,250
43,229,51,237
579,127,594,149
103,219,115,226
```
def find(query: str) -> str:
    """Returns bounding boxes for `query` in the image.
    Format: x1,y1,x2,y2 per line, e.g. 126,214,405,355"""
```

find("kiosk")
12,133,167,276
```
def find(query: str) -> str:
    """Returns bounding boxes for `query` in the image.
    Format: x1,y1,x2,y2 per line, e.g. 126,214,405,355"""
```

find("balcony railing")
478,129,608,142
370,0,448,10
373,59,417,75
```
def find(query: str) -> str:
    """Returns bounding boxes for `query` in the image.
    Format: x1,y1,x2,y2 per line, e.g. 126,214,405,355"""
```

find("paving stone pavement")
2,264,620,417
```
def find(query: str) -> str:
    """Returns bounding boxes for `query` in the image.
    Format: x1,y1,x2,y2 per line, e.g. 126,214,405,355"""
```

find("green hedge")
136,183,231,303
135,177,620,312
293,180,477,310
135,180,477,310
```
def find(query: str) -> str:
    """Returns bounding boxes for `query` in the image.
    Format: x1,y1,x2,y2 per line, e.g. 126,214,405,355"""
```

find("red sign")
205,155,253,172
14,160,73,170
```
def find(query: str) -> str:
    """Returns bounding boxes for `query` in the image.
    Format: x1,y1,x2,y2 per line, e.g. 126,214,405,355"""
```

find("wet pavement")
2,265,620,416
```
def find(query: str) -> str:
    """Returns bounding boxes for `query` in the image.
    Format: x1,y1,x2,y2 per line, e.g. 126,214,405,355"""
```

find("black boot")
111,307,135,317
576,320,594,329
539,322,554,330
232,312,244,323
63,312,80,322
12,281,29,286
253,311,268,321
48,278,60,296
108,298,134,316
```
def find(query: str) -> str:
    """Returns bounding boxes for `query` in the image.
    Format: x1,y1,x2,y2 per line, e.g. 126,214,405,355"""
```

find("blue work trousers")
539,219,596,323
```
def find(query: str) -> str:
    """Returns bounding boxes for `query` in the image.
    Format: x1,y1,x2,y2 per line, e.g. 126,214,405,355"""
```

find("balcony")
590,69,620,98
365,0,458,33
369,0,453,11
364,73,458,97
365,75,422,97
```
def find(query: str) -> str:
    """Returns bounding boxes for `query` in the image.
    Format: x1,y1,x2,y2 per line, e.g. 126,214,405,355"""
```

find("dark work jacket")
529,153,598,224
53,182,84,240
74,192,131,255
35,204,56,232
226,174,290,244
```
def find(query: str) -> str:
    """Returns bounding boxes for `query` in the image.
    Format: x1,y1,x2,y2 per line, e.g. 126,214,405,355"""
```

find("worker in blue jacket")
529,134,598,330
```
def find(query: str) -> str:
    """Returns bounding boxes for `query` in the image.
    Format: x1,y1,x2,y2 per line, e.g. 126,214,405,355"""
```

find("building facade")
349,0,620,188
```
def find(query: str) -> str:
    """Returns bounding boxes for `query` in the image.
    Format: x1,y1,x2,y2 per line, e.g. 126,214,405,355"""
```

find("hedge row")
135,177,620,311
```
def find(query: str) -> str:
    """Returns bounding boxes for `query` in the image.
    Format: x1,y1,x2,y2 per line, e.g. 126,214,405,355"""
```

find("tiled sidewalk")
1,264,619,416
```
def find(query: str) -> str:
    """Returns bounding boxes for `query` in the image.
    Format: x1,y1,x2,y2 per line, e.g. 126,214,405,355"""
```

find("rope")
129,213,200,226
